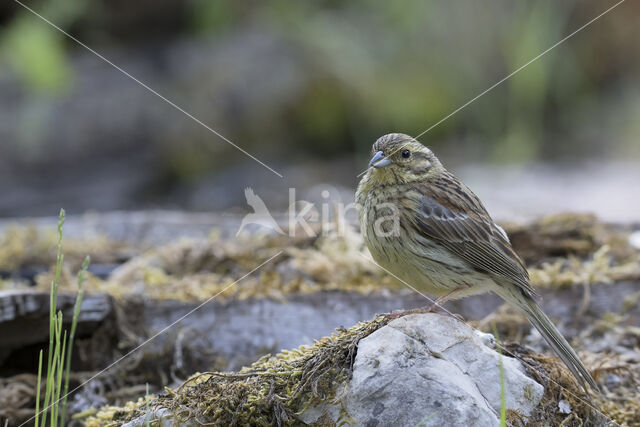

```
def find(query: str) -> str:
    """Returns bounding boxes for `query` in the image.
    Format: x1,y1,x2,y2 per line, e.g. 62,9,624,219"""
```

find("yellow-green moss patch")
84,315,392,426
81,312,640,426
529,245,640,289
0,223,131,272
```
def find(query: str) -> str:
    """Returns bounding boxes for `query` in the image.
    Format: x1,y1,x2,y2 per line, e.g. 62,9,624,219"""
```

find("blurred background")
1,5,640,425
0,0,638,221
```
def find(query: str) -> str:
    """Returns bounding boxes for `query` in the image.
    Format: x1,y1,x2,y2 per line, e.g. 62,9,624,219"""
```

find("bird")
237,187,284,236
356,132,597,392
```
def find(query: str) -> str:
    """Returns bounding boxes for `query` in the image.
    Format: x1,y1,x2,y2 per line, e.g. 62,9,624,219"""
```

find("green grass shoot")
60,255,90,423
35,350,43,426
34,209,91,426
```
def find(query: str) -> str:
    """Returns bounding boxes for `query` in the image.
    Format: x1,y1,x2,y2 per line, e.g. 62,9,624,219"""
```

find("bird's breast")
358,185,484,296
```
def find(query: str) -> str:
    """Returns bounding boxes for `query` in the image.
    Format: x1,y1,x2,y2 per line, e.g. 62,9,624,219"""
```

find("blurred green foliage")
3,16,71,93
190,0,238,36
1,0,638,176
2,0,84,93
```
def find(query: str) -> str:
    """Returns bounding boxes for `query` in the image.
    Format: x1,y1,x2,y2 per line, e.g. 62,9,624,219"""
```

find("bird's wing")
412,175,535,297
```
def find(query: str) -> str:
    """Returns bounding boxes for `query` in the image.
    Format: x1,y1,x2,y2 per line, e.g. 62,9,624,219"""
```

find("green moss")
622,291,640,314
0,224,57,271
504,340,640,427
85,315,392,426
4,214,638,425
505,344,605,426
57,224,399,302
6,214,638,302
80,396,155,427
0,223,126,272
82,315,640,426
503,213,636,263
528,245,640,289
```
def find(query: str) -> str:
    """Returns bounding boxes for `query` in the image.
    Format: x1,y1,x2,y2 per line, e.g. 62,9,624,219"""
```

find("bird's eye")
401,149,411,158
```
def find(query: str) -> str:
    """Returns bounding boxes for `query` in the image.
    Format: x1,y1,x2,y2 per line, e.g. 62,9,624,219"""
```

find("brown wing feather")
412,173,535,297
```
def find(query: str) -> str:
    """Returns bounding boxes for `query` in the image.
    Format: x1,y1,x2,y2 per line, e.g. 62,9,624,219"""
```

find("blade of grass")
49,312,63,427
40,209,65,427
41,283,54,427
54,327,67,427
35,350,43,427
60,255,90,424
53,209,65,294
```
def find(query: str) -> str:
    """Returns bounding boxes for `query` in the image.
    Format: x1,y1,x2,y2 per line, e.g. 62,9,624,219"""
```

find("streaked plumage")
356,133,597,392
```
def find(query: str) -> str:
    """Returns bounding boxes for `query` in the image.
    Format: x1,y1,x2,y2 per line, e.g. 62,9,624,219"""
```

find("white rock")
558,399,572,414
629,231,640,250
300,313,544,426
120,313,544,426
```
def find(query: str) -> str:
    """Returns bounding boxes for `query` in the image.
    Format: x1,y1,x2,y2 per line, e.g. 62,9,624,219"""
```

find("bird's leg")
423,287,466,313
385,288,466,320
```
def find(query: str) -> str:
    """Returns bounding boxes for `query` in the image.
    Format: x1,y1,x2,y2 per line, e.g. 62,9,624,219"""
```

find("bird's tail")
494,285,598,393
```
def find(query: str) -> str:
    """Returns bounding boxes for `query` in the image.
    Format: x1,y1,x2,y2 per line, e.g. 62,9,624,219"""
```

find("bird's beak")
369,151,391,168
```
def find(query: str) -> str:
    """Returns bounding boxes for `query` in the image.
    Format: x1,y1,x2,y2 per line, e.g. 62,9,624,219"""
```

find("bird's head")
364,133,443,185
